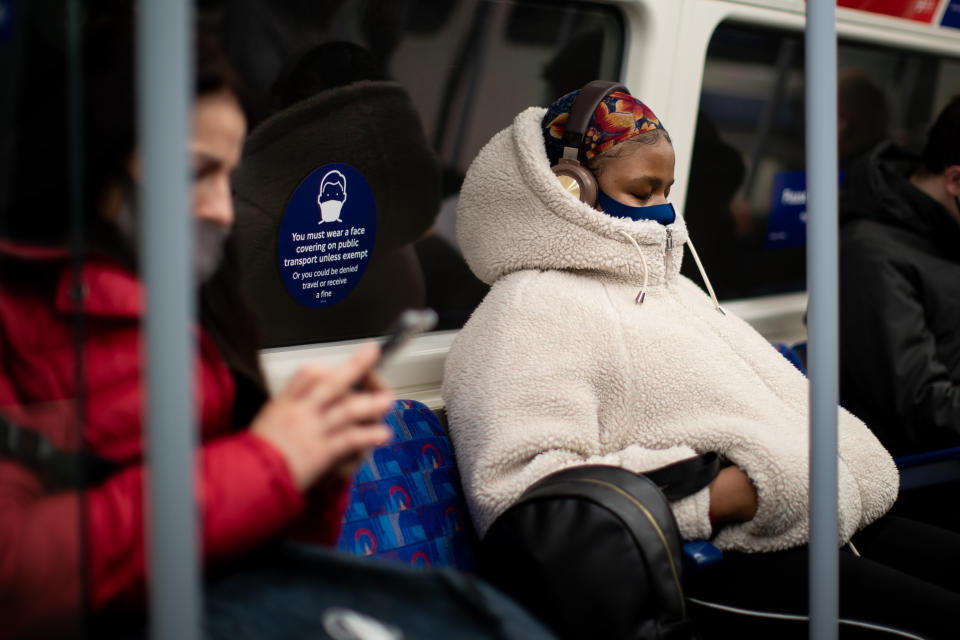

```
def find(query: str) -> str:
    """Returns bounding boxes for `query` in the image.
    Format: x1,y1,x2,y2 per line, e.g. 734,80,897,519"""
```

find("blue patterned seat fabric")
336,399,479,570
338,399,726,575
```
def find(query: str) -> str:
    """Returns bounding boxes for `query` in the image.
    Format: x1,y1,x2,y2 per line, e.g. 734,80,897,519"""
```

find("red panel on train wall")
835,0,939,23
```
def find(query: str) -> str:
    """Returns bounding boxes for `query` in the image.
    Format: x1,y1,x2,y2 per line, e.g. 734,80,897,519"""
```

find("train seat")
337,399,723,576
336,399,479,570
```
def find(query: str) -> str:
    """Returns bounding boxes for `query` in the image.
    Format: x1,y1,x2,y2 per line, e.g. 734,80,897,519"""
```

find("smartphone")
375,308,438,370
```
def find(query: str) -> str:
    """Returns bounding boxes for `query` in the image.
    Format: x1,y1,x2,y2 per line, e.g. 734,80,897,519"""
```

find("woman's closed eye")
192,159,221,183
191,149,236,184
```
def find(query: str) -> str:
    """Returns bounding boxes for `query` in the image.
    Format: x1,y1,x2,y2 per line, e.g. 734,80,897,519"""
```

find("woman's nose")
647,192,669,207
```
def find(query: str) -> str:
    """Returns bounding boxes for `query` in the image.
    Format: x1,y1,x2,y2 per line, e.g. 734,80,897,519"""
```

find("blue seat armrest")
682,540,722,576
895,446,960,491
895,445,960,468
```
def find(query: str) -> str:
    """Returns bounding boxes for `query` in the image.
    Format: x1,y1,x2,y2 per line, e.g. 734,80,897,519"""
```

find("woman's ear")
98,179,125,222
100,152,139,223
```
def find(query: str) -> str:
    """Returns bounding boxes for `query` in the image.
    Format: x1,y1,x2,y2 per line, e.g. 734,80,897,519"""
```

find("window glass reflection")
685,22,960,300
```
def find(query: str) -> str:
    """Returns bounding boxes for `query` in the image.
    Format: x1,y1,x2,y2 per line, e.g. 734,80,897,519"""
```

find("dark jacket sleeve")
840,237,960,450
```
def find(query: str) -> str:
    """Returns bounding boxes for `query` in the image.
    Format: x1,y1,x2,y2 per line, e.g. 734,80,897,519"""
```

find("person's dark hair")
921,95,960,174
196,33,252,118
4,7,247,251
837,69,888,166
4,4,266,396
201,238,268,424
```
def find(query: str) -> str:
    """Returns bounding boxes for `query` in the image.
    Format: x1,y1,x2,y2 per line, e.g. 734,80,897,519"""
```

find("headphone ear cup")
551,158,598,207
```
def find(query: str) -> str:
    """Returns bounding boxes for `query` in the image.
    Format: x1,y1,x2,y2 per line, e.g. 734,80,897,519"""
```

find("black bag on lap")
479,454,720,640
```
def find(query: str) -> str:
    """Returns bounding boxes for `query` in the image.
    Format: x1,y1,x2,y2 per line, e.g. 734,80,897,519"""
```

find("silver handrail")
804,1,840,638
137,1,201,638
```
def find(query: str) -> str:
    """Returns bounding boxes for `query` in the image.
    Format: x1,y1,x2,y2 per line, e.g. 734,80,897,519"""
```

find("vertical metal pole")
805,1,839,639
66,0,90,633
137,2,200,639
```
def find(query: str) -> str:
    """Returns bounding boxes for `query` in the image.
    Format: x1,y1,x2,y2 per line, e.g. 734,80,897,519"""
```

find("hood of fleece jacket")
457,107,687,287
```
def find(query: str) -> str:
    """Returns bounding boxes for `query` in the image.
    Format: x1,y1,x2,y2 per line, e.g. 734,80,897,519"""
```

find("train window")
684,21,960,300
219,0,624,348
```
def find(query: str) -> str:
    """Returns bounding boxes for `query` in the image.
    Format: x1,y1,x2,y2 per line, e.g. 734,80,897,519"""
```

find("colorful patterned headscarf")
542,89,665,166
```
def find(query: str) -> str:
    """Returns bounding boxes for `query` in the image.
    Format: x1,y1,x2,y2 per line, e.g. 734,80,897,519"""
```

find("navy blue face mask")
596,188,676,225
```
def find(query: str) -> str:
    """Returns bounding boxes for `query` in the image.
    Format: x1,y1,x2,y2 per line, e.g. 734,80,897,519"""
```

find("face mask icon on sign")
318,169,347,223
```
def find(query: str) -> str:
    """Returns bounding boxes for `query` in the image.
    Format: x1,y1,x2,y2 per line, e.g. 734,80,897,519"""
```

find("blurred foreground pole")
137,1,200,639
805,1,839,639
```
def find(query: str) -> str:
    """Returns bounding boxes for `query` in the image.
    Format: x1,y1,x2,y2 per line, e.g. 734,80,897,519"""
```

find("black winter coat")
839,142,960,455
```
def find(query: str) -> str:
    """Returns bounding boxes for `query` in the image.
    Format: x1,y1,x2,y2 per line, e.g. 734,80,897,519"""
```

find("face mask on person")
114,193,230,284
596,189,676,225
193,218,230,282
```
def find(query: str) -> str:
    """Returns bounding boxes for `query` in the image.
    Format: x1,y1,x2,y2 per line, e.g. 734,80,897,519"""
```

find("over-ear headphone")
551,80,629,207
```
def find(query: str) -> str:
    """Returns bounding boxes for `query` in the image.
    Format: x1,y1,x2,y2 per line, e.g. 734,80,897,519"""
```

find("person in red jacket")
0,14,393,637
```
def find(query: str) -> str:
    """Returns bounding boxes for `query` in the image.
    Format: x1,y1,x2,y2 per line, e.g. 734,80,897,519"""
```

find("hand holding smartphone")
375,308,439,370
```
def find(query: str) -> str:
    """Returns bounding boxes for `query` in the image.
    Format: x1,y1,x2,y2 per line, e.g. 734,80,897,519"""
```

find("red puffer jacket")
0,244,347,635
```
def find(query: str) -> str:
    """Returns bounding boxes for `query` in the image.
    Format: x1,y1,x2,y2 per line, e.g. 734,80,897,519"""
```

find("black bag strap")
642,452,722,501
521,452,721,505
0,412,117,490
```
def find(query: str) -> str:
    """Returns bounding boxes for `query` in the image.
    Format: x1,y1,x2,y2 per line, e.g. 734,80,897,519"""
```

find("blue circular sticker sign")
277,163,377,308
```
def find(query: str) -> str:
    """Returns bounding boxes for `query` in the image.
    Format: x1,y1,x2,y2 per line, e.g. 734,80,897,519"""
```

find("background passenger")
838,96,960,457
0,17,392,636
444,81,960,638
837,69,890,172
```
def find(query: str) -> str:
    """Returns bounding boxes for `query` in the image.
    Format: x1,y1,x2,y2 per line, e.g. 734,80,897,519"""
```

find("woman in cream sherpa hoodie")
443,86,960,638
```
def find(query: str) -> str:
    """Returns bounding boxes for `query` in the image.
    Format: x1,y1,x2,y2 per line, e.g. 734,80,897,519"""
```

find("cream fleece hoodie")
441,107,899,553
